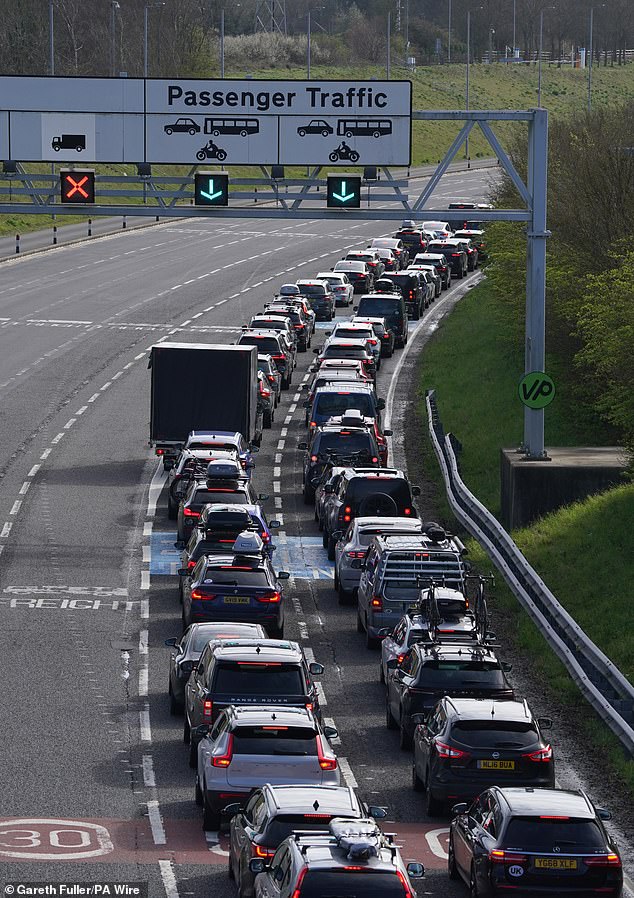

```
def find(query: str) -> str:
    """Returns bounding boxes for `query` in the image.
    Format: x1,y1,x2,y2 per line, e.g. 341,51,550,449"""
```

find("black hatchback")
380,271,425,320
449,787,622,898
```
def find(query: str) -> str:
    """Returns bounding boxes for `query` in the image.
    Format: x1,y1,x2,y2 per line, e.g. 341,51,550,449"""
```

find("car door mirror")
312,347,320,354
368,805,388,819
269,520,281,529
325,330,332,336
597,808,612,821
386,658,399,670
309,661,324,676
451,802,468,816
411,486,421,496
277,571,290,580
303,400,311,408
331,530,343,541
249,858,266,874
501,662,513,672
178,568,190,577
194,724,210,739
411,713,427,727
220,802,243,818
164,637,178,647
258,493,269,501
383,429,393,437
174,541,185,550
323,725,338,740
297,441,308,450
376,398,385,410
377,628,392,638
324,484,334,494
537,716,553,730
250,445,260,453
406,862,425,879
273,865,285,882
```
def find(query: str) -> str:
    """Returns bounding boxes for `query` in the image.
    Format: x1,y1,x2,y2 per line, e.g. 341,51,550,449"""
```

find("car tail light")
451,253,461,257
371,456,378,463
409,290,415,299
267,374,276,383
260,530,270,543
371,596,383,610
253,844,276,858
295,323,305,329
271,354,286,361
305,702,314,712
316,735,338,770
256,591,281,604
203,699,213,719
396,653,405,663
291,868,307,898
382,333,391,339
368,338,378,345
347,551,365,559
156,448,165,456
192,590,216,601
584,855,622,867
396,869,413,898
403,507,412,516
311,454,318,462
183,507,200,517
523,745,552,762
212,734,234,767
489,850,528,864
435,739,469,760
187,560,196,570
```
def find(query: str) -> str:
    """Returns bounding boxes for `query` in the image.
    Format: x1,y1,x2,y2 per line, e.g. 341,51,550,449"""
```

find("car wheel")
165,128,173,135
228,849,235,880
386,695,397,730
188,738,198,768
365,618,379,649
426,778,443,817
469,864,480,898
379,661,385,684
412,763,424,792
264,410,273,428
327,533,337,561
399,714,413,750
169,682,180,716
304,484,315,505
338,583,353,606
183,716,191,744
195,774,203,807
203,794,221,831
448,836,460,880
357,607,364,634
323,528,329,549
269,625,284,638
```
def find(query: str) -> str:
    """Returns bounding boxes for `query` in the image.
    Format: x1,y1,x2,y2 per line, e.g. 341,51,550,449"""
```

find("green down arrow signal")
332,180,356,203
200,178,224,201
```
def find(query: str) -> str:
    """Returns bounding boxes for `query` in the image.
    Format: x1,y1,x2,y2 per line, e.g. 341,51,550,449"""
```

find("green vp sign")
518,371,555,409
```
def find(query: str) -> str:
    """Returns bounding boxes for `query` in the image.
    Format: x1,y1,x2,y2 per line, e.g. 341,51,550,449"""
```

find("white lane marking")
143,545,151,563
147,800,167,846
147,461,167,518
142,754,156,787
112,371,122,381
275,454,282,464
339,757,358,788
192,312,203,319
284,415,292,425
139,629,149,655
141,597,149,620
181,319,192,327
28,465,40,477
40,449,52,460
159,859,180,898
139,666,148,697
277,440,285,450
281,427,288,437
19,482,30,495
274,497,282,508
9,501,21,515
135,352,147,360
64,418,77,429
75,405,88,416
141,571,150,591
140,706,152,741
273,482,281,493
298,620,309,639
316,682,327,708
51,432,65,444
217,298,228,305
143,521,153,537
273,466,281,477
425,827,450,860
1,523,12,538
88,393,100,403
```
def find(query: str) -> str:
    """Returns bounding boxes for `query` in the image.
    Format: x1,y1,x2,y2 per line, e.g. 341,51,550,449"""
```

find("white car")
333,516,424,604
316,271,354,307
196,705,340,829
324,321,381,369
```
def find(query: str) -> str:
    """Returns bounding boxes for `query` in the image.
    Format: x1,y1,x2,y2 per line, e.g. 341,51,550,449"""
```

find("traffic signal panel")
327,174,361,209
194,172,229,206
60,169,95,204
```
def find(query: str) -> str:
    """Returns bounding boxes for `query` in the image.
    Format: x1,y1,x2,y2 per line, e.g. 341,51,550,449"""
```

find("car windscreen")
202,568,270,587
232,726,317,755
314,432,375,456
213,663,305,695
301,871,408,897
298,284,327,295
451,721,539,748
239,336,281,354
191,489,248,509
314,392,375,418
418,660,507,687
503,818,605,851
356,298,403,319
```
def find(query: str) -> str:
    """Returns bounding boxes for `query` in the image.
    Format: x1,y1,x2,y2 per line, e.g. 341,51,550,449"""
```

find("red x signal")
60,169,95,204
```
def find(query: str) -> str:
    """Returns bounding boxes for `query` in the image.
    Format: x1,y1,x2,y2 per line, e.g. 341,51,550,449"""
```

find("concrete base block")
500,447,629,530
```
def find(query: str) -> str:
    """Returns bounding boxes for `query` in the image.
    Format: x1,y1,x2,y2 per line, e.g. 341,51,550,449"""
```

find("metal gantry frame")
0,109,549,457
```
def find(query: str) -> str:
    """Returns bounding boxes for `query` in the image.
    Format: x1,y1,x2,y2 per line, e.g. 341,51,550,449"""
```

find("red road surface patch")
0,817,449,868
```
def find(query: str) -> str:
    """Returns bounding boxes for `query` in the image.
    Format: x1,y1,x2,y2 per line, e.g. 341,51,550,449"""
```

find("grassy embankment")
417,279,634,790
2,61,633,236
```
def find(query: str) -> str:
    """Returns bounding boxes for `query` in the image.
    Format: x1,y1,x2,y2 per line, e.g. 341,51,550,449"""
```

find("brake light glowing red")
212,734,234,767
203,699,213,719
311,455,318,462
396,870,413,898
183,508,200,517
489,850,528,864
156,449,165,456
187,560,196,569
291,868,307,898
347,551,365,558
316,735,337,770
435,739,469,760
256,591,281,604
584,855,621,867
404,508,412,515
371,596,383,610
523,745,552,762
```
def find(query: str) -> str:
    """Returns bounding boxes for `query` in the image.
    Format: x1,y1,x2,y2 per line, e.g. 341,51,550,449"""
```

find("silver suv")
357,524,468,648
250,818,425,897
195,705,340,829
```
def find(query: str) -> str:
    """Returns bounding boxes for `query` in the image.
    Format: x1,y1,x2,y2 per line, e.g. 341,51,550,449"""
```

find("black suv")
355,294,408,348
176,471,261,545
449,787,622,898
237,330,294,389
184,639,324,765
228,784,388,898
385,644,514,750
179,544,289,633
249,819,425,898
263,303,312,352
322,467,420,559
427,241,469,279
394,228,428,257
380,271,426,320
298,424,381,503
412,697,554,816
296,279,335,321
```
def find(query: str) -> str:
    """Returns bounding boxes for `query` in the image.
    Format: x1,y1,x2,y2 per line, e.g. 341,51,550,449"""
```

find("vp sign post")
518,372,555,410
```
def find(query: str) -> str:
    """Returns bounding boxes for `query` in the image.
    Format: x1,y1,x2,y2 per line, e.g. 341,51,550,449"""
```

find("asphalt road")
0,167,631,898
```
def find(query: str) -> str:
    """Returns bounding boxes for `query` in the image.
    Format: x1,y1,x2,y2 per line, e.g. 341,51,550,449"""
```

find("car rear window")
334,327,373,340
239,336,282,354
301,871,408,896
314,432,376,455
451,721,539,748
213,663,305,695
299,284,327,296
264,813,349,843
191,629,259,651
418,660,506,687
322,346,367,361
314,392,375,418
347,478,411,505
504,818,605,851
188,441,238,452
232,726,317,755
202,569,270,587
356,297,403,319
191,489,248,509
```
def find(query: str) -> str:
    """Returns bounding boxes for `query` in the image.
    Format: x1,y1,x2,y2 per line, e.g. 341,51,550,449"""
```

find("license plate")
534,858,578,870
477,759,516,770
223,596,250,605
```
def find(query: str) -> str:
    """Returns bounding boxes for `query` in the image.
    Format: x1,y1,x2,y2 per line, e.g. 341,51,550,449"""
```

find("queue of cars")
160,216,623,898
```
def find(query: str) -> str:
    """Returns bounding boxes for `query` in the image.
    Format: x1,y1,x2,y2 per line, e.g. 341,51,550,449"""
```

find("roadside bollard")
53,225,57,245
88,218,92,237
122,215,127,229
155,215,159,222
15,233,20,254
255,187,258,203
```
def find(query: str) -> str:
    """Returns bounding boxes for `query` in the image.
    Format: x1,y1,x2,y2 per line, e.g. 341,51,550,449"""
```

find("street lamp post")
49,0,55,75
537,7,555,108
587,5,605,112
448,0,452,63
144,2,165,78
220,8,225,78
465,6,482,163
110,1,120,77
512,0,516,54
307,7,324,80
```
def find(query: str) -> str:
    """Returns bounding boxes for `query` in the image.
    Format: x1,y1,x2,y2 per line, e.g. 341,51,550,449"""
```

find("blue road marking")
150,532,334,580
